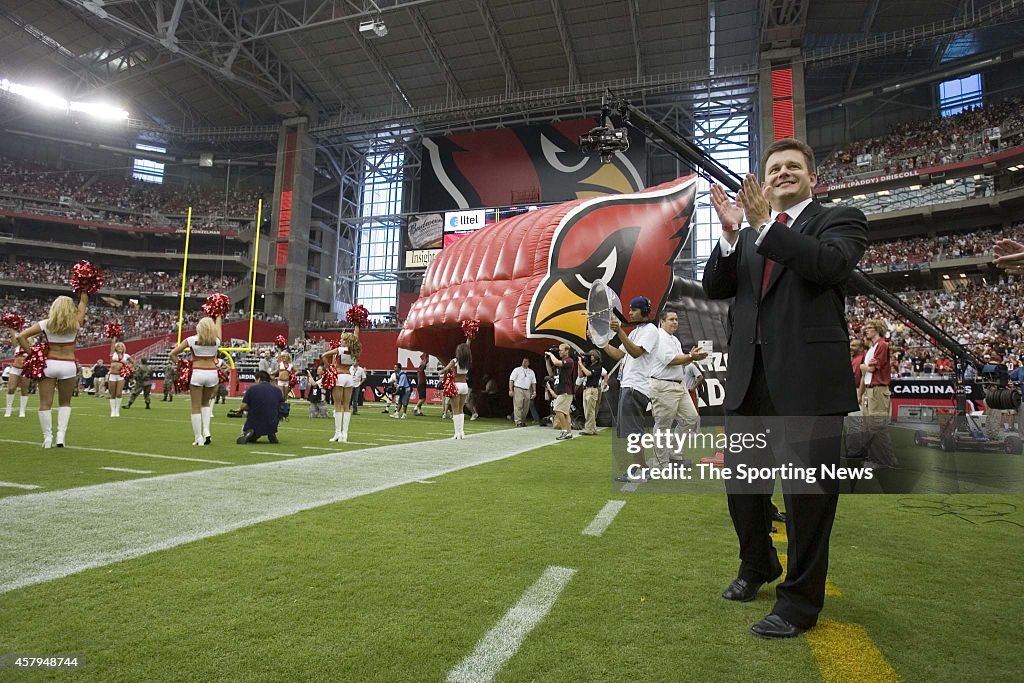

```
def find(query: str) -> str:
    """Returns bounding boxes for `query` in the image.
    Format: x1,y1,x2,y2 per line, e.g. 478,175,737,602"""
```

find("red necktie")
760,212,789,297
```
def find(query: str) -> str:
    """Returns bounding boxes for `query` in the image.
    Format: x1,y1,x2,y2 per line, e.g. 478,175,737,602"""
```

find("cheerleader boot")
452,413,464,440
109,398,117,417
329,412,343,442
19,395,28,417
56,407,71,447
201,406,213,445
191,413,204,445
4,392,13,417
38,409,52,448
341,411,351,443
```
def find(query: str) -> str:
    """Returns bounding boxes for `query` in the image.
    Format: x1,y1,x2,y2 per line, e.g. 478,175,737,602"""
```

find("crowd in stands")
860,223,1024,268
0,259,241,293
0,292,285,357
847,277,1024,372
0,155,263,224
304,318,404,330
817,95,1024,185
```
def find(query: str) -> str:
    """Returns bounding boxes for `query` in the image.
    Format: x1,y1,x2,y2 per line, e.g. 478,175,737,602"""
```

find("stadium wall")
70,320,289,365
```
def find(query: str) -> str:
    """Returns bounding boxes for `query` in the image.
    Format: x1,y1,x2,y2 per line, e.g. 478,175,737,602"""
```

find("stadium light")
70,101,128,120
1,77,127,121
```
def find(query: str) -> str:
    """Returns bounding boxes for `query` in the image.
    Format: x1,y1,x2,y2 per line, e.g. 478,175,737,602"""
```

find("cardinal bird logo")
527,177,697,350
421,120,644,210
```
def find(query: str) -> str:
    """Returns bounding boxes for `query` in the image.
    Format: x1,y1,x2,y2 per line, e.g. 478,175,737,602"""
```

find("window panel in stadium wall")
418,119,647,212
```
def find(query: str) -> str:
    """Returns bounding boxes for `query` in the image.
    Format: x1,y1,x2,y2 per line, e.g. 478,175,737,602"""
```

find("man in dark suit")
702,138,867,639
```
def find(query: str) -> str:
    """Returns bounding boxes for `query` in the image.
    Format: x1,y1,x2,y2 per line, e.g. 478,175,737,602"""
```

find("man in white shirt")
649,311,706,465
602,295,660,481
508,358,537,427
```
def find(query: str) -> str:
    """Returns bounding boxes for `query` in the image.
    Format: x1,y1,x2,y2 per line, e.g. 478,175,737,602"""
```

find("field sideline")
1,395,1022,681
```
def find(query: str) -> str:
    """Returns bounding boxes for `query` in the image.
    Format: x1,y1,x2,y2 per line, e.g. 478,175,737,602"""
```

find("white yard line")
0,439,231,465
249,451,298,458
447,566,576,683
0,481,41,490
99,468,154,475
0,429,559,594
581,500,626,537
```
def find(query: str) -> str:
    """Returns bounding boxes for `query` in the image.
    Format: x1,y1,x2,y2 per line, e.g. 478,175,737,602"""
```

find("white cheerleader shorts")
335,373,356,389
456,382,469,396
190,368,220,388
44,359,77,381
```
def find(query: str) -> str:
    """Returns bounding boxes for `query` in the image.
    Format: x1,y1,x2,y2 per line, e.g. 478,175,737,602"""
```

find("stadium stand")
817,95,1024,185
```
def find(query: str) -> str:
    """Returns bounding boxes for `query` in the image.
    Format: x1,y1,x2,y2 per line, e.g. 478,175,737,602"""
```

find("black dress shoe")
750,614,804,639
771,509,787,523
267,434,279,444
721,578,763,602
236,430,255,445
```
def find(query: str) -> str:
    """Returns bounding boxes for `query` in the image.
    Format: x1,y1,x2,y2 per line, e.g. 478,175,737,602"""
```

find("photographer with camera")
235,371,284,444
546,344,577,440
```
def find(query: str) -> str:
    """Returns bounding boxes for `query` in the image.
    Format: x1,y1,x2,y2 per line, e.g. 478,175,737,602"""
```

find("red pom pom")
322,365,337,391
104,322,123,339
23,342,48,380
329,339,342,350
461,319,480,340
2,313,25,330
346,304,370,328
217,367,229,385
202,293,231,318
174,359,193,392
289,373,298,389
275,335,288,350
70,260,104,295
442,371,458,398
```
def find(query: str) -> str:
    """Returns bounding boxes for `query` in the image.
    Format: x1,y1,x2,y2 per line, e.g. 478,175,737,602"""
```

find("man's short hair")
763,138,815,175
256,370,272,382
659,309,679,322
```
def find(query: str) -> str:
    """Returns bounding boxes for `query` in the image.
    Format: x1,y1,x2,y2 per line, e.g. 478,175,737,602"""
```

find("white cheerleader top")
278,362,294,373
186,335,221,358
337,348,355,365
111,352,130,364
38,319,77,344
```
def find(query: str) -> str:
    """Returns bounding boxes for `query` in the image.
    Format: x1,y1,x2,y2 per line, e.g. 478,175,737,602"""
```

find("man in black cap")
236,371,284,444
602,295,660,481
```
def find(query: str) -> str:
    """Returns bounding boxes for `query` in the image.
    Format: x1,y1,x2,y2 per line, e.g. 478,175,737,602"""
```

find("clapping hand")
689,345,708,362
740,174,771,229
710,184,743,229
994,239,1024,272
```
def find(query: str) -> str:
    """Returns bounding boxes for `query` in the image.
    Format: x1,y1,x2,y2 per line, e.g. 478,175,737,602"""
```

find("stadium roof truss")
0,0,1020,151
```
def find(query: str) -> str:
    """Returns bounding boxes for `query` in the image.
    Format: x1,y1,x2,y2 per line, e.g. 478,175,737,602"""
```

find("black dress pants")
724,348,842,629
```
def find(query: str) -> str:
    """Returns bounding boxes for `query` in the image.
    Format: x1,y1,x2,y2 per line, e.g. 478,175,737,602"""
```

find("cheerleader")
321,328,361,443
169,315,223,445
16,293,87,448
107,340,130,417
3,334,29,418
276,351,294,400
440,342,472,439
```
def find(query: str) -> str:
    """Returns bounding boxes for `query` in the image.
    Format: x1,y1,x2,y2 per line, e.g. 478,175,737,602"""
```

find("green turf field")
1,394,1022,681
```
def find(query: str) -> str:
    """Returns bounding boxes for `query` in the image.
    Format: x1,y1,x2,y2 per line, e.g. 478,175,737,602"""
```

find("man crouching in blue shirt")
237,371,284,444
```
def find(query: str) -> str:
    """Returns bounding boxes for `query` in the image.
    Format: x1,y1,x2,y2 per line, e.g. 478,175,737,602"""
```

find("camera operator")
236,371,284,444
546,344,576,440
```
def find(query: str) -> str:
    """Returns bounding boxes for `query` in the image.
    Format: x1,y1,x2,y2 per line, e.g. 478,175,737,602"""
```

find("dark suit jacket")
702,201,867,415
